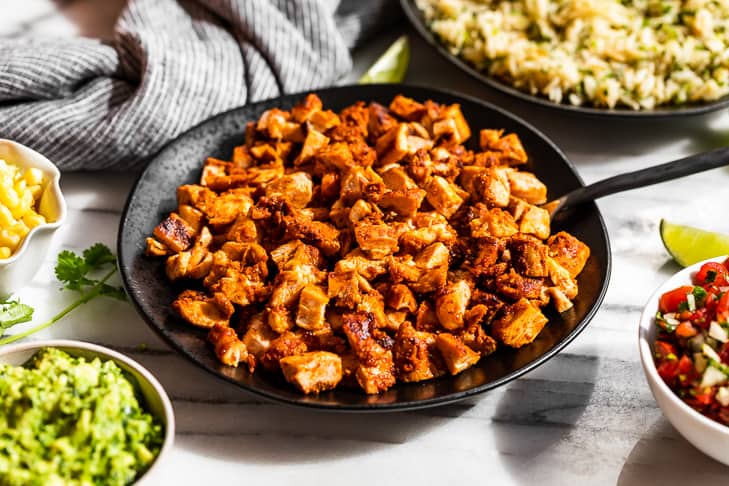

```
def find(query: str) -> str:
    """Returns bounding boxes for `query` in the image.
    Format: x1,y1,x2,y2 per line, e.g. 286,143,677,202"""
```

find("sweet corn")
0,159,46,259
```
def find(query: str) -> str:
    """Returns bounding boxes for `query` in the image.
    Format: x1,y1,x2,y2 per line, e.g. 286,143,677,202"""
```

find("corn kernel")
24,168,44,186
0,229,21,249
23,211,46,229
0,203,13,227
28,184,42,200
0,247,10,259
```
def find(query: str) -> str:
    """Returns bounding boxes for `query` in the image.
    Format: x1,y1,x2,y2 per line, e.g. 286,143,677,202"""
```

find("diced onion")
686,293,696,311
717,387,729,407
700,366,728,388
703,343,722,363
709,321,729,343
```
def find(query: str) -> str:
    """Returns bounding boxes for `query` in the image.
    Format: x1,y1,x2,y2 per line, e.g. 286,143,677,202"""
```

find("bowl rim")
0,339,175,481
638,255,729,437
0,139,67,266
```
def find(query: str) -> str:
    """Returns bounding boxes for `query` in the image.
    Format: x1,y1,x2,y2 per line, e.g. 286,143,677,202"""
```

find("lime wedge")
359,35,410,84
660,219,729,267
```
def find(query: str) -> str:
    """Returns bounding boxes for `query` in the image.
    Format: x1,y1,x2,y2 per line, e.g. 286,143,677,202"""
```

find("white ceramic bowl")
0,339,175,484
0,140,67,298
639,256,729,465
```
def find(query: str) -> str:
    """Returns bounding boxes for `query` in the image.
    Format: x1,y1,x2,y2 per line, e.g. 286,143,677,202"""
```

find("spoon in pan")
544,146,729,220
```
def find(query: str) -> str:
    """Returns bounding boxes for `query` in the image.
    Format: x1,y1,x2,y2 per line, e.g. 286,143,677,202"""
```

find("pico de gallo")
654,258,729,426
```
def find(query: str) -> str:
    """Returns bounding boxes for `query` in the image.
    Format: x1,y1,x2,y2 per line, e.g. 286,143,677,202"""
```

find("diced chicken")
342,312,396,394
257,108,304,142
506,170,547,204
283,213,341,257
389,95,427,121
308,109,341,132
225,215,258,243
415,242,450,269
508,236,549,277
291,93,323,123
260,332,309,371
435,333,481,375
435,280,472,330
316,142,354,170
178,204,205,233
208,324,248,367
492,298,549,348
518,205,550,240
354,221,399,259
242,313,278,361
547,231,591,278
545,257,578,300
378,188,426,218
270,240,323,272
173,290,234,328
356,291,389,329
393,321,446,382
280,351,343,394
145,237,170,257
384,310,409,332
381,166,418,191
459,321,498,355
494,269,544,300
232,145,253,168
334,250,388,279
425,176,466,219
153,212,197,253
165,227,213,281
386,284,418,312
296,285,330,331
368,102,399,140
205,189,254,226
376,123,433,167
470,207,518,238
433,104,471,144
328,270,373,308
265,172,313,208
479,129,528,165
548,287,574,313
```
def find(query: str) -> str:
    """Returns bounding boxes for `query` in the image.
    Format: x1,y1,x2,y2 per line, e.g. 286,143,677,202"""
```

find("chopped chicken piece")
494,269,544,300
459,321,498,355
547,231,591,278
386,284,418,312
425,176,466,219
435,104,471,144
354,221,399,259
242,313,278,362
328,270,373,308
205,189,254,226
479,129,528,165
368,102,399,140
384,311,409,332
225,215,258,243
393,321,446,382
165,227,213,281
381,166,417,190
415,242,450,269
518,205,550,240
145,237,170,257
283,214,341,257
173,290,234,328
309,109,341,132
548,287,574,313
153,212,197,253
342,312,396,394
357,291,389,329
209,266,270,307
435,333,481,375
546,257,578,300
280,352,343,394
232,145,253,168
470,206,518,238
270,240,323,272
178,204,205,233
260,331,309,371
492,298,549,347
208,324,248,367
296,285,330,331
265,172,313,208
291,93,323,123
506,170,547,204
435,280,472,330
389,95,427,121
334,250,388,279
317,141,355,170
508,235,549,277
378,188,426,218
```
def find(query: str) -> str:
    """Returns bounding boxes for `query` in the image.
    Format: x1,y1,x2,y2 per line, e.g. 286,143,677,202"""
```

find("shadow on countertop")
617,418,729,486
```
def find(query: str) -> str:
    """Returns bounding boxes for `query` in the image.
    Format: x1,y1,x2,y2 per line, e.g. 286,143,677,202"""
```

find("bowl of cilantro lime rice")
0,340,174,485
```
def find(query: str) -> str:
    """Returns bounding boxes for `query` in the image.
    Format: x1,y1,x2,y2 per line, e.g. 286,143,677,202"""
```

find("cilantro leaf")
83,243,116,269
55,250,89,290
0,300,34,331
98,284,127,302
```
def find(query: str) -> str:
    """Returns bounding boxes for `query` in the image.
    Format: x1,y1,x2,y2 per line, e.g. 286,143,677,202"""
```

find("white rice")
416,0,729,110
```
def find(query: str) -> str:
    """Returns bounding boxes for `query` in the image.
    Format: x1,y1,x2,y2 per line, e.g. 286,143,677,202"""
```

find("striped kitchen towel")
0,0,394,171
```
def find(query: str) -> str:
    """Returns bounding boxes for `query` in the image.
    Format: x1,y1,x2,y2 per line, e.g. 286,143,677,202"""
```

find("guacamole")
0,348,163,485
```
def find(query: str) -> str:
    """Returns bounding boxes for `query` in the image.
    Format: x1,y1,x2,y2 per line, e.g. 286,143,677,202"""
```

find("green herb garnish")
0,300,33,333
0,244,125,345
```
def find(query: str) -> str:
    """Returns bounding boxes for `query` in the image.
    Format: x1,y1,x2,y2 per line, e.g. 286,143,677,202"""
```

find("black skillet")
118,84,611,411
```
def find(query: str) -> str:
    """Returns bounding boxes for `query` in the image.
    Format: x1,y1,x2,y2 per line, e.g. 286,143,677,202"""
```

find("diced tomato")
657,359,680,383
723,257,729,272
719,342,729,365
655,340,677,360
689,308,711,329
677,355,696,385
676,321,698,338
695,262,729,286
694,390,714,407
717,292,729,315
659,286,694,313
704,291,719,311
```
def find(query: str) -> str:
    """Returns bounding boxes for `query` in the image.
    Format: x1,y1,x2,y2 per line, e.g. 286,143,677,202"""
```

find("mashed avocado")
0,348,163,485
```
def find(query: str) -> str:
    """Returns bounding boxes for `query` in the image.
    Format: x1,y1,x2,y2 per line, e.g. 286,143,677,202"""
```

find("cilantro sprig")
0,243,126,345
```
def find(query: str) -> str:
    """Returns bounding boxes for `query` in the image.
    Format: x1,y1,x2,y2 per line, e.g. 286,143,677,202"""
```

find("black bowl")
118,84,611,411
401,0,729,119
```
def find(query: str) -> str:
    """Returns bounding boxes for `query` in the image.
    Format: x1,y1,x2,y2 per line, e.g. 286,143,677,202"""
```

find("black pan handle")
561,146,729,209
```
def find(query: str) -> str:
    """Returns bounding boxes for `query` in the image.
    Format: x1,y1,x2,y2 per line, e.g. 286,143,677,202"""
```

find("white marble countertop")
5,2,729,485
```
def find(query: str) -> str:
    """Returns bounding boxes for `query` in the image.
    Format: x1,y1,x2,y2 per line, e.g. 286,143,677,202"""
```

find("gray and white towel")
0,0,394,171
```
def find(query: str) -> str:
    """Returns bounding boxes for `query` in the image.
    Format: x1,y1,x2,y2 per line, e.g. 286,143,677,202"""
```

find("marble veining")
4,2,729,485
